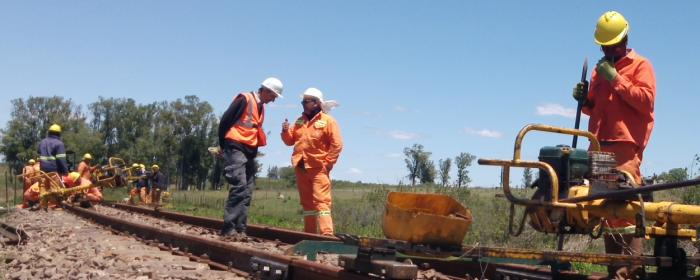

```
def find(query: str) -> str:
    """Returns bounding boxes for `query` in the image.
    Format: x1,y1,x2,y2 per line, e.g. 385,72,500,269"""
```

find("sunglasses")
301,99,316,104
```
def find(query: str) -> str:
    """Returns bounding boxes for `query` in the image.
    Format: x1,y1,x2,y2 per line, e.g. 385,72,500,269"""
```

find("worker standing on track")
218,77,283,237
77,153,96,183
149,164,167,205
38,124,69,176
281,88,343,235
573,11,656,279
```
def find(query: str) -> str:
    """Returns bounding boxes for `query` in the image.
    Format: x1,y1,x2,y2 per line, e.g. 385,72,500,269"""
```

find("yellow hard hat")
594,11,629,46
28,159,36,165
68,172,81,183
48,124,62,133
132,163,140,168
83,153,92,160
139,164,145,169
151,164,160,171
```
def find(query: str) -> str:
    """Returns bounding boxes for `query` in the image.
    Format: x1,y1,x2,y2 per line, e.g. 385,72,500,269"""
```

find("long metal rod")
561,178,700,203
108,202,335,244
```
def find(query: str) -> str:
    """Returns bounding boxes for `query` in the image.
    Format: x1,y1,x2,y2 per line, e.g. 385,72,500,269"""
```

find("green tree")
657,168,688,183
279,166,296,187
455,152,476,187
404,144,431,186
419,159,436,184
522,167,533,188
1,96,84,173
438,158,452,187
267,165,280,179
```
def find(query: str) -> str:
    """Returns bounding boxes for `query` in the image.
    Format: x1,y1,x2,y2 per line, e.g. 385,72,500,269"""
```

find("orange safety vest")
224,92,267,147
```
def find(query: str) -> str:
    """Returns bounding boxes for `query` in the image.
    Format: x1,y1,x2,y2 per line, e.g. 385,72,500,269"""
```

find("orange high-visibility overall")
281,112,343,235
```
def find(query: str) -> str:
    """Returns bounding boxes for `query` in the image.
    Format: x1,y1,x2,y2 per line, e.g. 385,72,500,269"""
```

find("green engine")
534,145,589,201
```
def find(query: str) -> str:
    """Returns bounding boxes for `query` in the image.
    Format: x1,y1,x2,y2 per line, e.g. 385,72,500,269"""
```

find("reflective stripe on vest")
224,92,267,147
40,156,56,160
303,210,331,217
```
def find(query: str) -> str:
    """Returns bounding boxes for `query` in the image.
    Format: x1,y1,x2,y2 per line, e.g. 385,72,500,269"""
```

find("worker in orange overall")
64,172,103,206
219,77,283,237
77,153,96,183
22,159,37,195
281,88,343,235
573,11,656,279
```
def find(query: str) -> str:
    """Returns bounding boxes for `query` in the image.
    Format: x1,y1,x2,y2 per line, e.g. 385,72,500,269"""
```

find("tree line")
1,96,219,190
403,143,477,187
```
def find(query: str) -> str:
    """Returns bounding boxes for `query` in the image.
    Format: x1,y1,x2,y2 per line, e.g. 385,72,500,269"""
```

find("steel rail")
64,204,373,280
0,222,29,245
101,202,621,280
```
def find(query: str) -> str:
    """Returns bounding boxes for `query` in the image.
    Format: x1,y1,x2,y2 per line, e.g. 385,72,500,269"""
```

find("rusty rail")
106,202,335,244
0,222,29,245
64,204,372,280
101,202,621,279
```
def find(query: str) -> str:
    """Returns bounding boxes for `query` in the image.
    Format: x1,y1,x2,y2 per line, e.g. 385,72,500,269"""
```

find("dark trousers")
221,147,257,235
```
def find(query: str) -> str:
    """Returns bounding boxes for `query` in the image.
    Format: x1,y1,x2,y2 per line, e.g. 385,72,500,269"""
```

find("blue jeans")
221,147,256,235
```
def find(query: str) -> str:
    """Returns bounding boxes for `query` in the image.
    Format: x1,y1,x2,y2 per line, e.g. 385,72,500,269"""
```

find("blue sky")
2,2,699,186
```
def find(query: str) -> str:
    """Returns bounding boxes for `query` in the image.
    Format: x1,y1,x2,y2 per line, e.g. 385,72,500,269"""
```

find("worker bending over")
281,88,343,235
63,172,103,207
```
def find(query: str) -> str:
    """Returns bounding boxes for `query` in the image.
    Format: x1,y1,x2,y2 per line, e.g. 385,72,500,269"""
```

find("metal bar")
64,204,369,280
561,178,700,203
459,246,672,267
0,222,29,245
106,202,337,244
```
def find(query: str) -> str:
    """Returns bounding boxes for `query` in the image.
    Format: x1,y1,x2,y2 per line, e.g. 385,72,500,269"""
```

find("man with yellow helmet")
149,164,167,204
77,153,96,183
38,124,69,175
573,11,656,279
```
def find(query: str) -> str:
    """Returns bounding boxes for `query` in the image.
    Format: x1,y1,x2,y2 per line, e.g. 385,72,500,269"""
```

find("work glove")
572,81,588,103
596,58,618,81
282,118,289,131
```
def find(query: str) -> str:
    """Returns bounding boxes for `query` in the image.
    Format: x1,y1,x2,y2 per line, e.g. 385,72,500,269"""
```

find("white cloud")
536,103,576,118
385,153,402,159
389,130,420,140
394,105,408,112
347,168,363,175
464,128,502,138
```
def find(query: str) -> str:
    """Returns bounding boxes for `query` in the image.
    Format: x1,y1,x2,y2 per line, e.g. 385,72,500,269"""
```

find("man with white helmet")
281,88,343,235
572,11,656,279
218,77,283,237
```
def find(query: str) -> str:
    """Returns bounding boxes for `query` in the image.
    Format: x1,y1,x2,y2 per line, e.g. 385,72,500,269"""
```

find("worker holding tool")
218,77,283,237
22,159,37,192
20,159,38,207
149,164,167,205
129,163,146,204
38,124,69,176
281,88,343,235
64,172,103,206
572,11,656,279
77,153,96,183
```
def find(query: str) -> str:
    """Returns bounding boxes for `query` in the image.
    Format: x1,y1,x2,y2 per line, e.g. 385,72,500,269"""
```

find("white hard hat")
301,87,340,113
301,87,324,102
261,77,283,97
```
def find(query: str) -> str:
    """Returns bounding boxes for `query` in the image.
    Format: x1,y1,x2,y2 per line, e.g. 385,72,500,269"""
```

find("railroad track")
88,202,612,280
